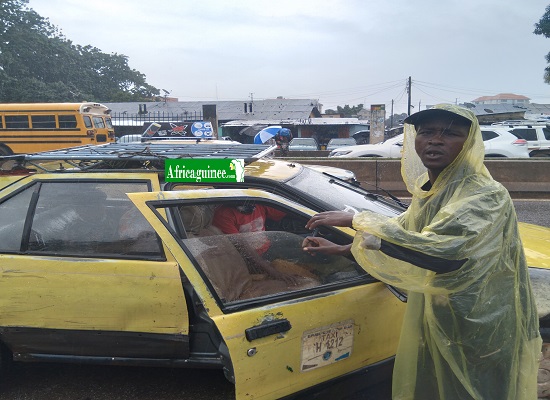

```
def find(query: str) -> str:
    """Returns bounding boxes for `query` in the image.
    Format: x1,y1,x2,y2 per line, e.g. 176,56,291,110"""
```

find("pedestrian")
274,128,292,156
302,104,541,399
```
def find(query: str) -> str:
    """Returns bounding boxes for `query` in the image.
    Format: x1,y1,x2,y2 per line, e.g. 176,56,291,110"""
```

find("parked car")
289,137,318,151
116,134,142,143
0,142,403,400
492,123,550,157
329,128,530,158
0,142,549,399
480,127,530,158
326,138,357,151
329,134,404,158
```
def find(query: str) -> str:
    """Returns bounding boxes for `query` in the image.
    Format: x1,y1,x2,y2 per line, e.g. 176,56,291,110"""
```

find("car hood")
519,222,550,269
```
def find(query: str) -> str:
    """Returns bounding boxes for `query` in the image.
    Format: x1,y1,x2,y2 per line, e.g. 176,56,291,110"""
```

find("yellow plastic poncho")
351,104,541,400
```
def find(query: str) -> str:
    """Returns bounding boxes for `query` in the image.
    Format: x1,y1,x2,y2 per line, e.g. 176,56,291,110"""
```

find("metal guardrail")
288,156,550,199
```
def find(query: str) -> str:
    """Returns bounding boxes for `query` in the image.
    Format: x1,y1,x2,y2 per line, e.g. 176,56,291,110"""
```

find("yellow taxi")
0,141,548,399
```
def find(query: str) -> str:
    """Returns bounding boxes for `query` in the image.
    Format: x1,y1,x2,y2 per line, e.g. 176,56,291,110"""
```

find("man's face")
414,116,470,180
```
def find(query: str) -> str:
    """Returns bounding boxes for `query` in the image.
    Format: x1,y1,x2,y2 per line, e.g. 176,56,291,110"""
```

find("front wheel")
0,342,13,382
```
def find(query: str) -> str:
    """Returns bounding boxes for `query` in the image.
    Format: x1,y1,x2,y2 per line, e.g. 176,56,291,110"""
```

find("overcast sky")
27,0,550,115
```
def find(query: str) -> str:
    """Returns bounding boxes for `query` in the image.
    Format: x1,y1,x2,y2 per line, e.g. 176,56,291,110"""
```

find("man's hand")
305,211,354,230
302,236,352,256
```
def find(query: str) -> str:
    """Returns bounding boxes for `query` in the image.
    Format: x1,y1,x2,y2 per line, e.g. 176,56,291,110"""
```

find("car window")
58,115,77,129
0,185,35,252
5,115,30,129
31,115,56,129
93,116,106,128
512,128,537,141
543,127,550,140
83,115,93,129
159,200,370,305
24,181,163,259
481,130,498,141
508,130,526,140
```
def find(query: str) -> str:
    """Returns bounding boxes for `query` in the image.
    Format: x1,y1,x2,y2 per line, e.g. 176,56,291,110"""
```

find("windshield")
284,166,404,216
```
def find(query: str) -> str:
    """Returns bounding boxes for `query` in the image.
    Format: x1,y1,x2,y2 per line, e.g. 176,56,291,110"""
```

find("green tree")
0,0,159,102
534,5,550,84
324,104,364,117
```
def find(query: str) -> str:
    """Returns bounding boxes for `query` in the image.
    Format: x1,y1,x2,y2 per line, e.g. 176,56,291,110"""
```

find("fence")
111,112,203,136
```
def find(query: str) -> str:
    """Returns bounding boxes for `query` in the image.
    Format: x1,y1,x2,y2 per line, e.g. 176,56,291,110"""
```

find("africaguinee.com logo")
165,159,245,183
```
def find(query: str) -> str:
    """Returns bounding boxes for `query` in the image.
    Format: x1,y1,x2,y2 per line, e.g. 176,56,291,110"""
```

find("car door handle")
245,319,292,341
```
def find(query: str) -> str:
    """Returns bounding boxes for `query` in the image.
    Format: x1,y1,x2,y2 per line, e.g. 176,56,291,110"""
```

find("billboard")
141,121,214,139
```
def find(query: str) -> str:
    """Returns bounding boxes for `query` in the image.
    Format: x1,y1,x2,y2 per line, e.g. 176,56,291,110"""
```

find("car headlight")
329,150,352,157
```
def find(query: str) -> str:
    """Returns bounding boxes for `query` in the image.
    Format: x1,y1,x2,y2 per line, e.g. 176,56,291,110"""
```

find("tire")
0,342,13,382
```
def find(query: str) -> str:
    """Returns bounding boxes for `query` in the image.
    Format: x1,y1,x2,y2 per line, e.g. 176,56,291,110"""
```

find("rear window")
511,128,537,141
0,181,163,260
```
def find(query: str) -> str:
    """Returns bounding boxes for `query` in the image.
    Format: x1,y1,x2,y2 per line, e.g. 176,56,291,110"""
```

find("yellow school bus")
0,102,115,155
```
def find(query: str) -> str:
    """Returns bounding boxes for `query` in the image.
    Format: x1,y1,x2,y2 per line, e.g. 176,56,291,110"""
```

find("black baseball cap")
404,104,473,128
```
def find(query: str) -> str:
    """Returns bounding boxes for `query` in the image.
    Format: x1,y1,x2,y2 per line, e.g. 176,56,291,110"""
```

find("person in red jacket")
213,202,296,283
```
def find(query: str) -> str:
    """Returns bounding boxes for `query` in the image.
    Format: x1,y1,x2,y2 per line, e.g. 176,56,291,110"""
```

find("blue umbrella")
253,126,282,144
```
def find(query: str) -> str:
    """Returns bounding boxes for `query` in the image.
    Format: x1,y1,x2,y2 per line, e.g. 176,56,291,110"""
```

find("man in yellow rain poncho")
303,104,541,399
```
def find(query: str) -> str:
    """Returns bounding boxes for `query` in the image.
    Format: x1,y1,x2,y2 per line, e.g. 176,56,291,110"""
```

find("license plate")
301,319,354,371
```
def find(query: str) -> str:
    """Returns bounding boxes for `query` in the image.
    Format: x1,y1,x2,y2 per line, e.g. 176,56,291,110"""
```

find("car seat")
180,205,320,302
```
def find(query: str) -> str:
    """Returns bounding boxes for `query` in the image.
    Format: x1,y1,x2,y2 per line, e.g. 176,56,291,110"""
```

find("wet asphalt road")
0,362,392,400
514,199,550,228
0,199,548,400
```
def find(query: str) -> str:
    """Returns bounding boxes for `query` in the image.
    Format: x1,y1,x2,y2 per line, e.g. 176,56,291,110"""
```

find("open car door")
128,189,405,400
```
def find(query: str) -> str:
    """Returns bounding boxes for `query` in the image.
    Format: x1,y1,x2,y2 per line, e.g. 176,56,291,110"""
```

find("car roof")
0,142,317,184
0,142,277,173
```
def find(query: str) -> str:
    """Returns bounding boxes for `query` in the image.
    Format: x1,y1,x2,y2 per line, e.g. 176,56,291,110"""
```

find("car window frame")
131,191,379,314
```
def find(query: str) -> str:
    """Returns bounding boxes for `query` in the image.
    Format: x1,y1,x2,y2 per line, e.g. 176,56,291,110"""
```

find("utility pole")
390,99,394,128
407,76,412,116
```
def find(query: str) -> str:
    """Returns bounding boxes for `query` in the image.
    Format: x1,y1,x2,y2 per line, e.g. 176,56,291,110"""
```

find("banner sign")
165,159,245,183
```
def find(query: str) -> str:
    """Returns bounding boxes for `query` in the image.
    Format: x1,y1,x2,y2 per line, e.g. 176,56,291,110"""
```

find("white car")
329,134,404,158
481,127,530,158
326,138,357,151
499,124,550,157
329,129,530,158
116,134,143,143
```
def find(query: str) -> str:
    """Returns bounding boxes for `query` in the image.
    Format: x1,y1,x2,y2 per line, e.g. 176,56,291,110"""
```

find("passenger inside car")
178,201,364,303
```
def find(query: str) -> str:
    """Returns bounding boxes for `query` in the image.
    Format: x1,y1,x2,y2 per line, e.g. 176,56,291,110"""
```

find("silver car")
289,137,318,151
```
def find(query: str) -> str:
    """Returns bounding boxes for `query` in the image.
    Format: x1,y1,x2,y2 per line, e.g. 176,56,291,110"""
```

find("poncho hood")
401,103,490,198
